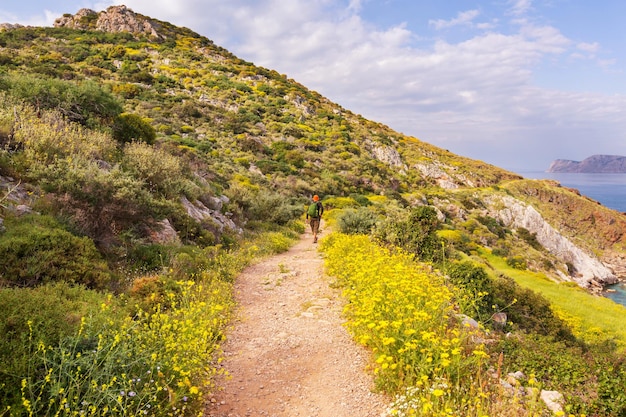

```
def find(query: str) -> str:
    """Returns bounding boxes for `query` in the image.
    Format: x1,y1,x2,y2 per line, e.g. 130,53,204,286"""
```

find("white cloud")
429,9,480,30
577,42,599,53
508,0,534,16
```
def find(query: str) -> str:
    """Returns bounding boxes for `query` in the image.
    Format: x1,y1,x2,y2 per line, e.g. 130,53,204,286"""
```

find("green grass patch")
481,249,626,350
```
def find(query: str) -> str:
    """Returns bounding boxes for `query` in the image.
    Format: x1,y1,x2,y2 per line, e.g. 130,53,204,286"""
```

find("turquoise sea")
517,171,626,307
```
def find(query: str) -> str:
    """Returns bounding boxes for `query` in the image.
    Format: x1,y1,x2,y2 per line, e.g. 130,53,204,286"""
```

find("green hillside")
1,6,625,416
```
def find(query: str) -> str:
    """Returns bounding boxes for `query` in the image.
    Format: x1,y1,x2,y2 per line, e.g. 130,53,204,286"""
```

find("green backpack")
307,202,320,218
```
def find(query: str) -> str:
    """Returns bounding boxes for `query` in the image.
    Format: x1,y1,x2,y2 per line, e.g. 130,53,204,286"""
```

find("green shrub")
125,243,171,273
12,104,117,165
476,215,507,238
446,261,493,321
490,274,576,342
0,214,111,289
374,206,442,262
121,141,188,197
0,282,109,410
517,227,543,250
497,333,626,416
0,74,122,128
32,160,167,242
506,255,527,270
337,207,378,235
349,193,372,206
112,113,156,145
16,279,231,417
227,187,302,226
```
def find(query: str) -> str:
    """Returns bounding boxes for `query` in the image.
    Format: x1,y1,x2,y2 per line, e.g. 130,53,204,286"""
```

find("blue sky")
2,1,626,172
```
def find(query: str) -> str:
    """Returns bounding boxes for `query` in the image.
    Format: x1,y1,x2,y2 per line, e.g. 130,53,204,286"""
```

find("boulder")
150,219,180,245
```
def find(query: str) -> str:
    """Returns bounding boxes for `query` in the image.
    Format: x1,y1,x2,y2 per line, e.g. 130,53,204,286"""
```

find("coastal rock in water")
547,154,626,173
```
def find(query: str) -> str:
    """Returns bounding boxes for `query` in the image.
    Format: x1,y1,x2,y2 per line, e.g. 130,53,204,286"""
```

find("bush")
0,214,111,289
0,74,122,128
506,255,527,270
32,160,167,243
497,333,626,416
490,274,576,342
517,227,543,250
374,206,443,262
0,282,108,410
476,215,507,239
112,113,156,145
445,261,493,321
227,186,302,226
15,279,232,417
337,207,377,235
121,141,188,197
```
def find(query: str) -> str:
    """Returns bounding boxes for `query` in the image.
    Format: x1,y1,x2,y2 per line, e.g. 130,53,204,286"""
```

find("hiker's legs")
310,218,320,242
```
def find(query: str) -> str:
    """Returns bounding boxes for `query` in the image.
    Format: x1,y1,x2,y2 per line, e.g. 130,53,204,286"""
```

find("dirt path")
206,227,389,417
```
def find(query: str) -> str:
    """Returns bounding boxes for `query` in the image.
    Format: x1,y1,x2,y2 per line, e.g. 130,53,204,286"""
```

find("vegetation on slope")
327,202,626,416
0,7,625,416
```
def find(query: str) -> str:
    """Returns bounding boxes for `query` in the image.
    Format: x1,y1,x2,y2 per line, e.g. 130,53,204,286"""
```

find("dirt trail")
206,227,389,417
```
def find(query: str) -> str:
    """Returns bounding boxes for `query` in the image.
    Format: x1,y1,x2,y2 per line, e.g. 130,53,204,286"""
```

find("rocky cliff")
547,154,626,173
487,194,618,288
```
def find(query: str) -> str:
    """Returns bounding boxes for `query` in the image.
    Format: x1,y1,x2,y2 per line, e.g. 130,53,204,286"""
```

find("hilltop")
1,5,626,416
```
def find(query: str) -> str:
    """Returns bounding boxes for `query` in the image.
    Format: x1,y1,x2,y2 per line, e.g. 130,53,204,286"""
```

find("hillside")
1,5,626,416
2,5,624,286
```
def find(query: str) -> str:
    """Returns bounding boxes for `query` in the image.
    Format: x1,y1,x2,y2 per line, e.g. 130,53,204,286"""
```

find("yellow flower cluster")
20,279,232,416
321,234,492,416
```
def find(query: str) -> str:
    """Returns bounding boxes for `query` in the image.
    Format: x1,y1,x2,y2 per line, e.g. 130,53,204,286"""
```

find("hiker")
306,194,324,243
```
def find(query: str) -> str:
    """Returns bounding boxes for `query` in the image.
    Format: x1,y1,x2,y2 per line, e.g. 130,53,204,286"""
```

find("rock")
491,312,507,330
414,162,460,189
456,314,479,329
150,219,180,245
15,204,32,216
0,23,25,31
367,142,407,171
181,196,242,235
540,390,564,413
54,6,169,39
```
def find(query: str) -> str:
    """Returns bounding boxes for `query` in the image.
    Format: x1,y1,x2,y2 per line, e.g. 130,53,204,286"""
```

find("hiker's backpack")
308,202,320,218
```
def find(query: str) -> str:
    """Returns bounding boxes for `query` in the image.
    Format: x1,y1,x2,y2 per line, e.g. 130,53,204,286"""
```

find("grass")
481,249,626,350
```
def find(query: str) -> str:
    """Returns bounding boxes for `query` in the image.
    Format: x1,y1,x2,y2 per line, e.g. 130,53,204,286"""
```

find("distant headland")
547,154,626,173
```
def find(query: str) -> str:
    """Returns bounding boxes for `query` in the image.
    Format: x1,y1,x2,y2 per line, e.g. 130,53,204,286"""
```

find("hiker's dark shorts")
309,217,320,233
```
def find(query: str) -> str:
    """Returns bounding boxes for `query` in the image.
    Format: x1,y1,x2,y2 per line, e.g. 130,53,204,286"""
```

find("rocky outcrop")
54,6,165,39
368,142,407,172
414,162,460,189
0,23,25,31
180,196,242,235
150,219,180,245
547,154,626,173
487,195,618,288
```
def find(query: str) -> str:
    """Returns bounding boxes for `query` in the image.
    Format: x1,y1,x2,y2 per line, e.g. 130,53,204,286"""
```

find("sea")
516,171,626,307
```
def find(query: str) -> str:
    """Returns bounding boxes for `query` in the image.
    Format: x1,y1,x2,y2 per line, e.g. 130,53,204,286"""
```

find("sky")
2,1,626,172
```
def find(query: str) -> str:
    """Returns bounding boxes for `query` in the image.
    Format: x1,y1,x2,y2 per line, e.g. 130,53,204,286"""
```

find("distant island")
547,154,626,173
